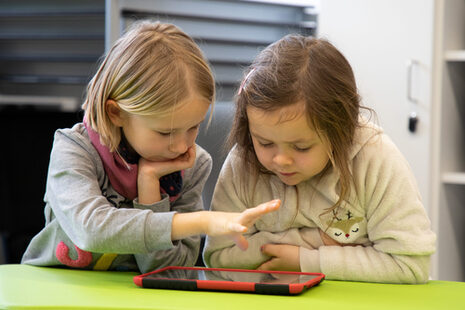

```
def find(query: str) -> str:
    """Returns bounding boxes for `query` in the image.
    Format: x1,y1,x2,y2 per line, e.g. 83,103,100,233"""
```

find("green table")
0,264,463,310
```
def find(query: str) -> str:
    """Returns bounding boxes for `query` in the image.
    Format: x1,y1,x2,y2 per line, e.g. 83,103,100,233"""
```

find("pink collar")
84,121,183,202
85,121,138,200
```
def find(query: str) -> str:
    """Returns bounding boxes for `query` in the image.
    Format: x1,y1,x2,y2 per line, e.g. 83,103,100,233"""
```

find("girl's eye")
294,146,311,152
189,125,200,131
157,131,171,137
259,142,273,148
294,145,312,152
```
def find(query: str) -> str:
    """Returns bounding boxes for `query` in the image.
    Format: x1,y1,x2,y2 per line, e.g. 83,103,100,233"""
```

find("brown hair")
82,20,215,151
229,34,372,214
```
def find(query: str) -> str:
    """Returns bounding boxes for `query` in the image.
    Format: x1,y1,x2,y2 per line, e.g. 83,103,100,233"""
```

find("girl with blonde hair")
22,20,279,273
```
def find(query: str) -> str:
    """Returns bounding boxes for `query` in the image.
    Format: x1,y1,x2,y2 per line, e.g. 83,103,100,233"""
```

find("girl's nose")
169,135,189,155
272,152,293,166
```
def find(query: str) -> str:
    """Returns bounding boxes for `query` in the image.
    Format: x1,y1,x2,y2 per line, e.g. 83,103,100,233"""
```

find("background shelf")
441,172,465,185
445,50,465,61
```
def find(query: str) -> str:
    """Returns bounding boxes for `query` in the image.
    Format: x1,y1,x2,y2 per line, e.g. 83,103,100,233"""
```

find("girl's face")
119,96,210,162
247,102,331,186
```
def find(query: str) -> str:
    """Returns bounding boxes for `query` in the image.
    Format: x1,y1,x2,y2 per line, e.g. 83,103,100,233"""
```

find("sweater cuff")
133,193,171,212
144,211,176,252
300,247,321,273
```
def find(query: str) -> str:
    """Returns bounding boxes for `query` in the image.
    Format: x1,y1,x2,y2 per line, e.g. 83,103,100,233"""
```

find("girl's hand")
171,199,281,242
207,199,281,250
137,146,196,204
138,145,196,180
257,244,301,271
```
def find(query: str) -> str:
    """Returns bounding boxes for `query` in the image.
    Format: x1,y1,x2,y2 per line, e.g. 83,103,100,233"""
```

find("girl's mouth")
279,172,296,177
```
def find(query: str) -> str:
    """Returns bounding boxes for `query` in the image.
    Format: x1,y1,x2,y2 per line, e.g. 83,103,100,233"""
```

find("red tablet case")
133,266,325,295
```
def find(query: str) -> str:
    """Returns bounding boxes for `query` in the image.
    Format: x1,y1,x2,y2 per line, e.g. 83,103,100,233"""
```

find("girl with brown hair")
203,34,435,284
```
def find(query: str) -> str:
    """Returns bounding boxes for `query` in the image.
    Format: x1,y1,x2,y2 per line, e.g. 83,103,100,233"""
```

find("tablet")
133,266,325,295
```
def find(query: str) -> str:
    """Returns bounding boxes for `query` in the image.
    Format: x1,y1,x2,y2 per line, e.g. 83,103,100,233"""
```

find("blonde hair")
82,20,215,151
230,34,373,214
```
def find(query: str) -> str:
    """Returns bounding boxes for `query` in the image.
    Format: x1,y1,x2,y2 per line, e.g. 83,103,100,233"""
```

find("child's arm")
171,199,281,241
204,226,322,269
298,134,435,283
256,230,341,271
133,146,279,272
137,146,197,204
134,197,281,273
133,147,209,272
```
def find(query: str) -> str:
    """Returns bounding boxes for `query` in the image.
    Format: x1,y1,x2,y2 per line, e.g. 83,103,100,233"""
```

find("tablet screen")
144,268,318,284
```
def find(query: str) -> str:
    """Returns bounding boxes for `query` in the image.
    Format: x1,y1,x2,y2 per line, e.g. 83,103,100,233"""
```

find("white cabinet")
431,0,465,282
318,0,465,281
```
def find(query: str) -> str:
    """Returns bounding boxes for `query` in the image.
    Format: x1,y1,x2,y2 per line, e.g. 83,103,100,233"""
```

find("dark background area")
0,105,82,263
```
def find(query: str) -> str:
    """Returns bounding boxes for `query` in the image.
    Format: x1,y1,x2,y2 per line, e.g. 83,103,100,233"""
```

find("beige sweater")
203,122,436,283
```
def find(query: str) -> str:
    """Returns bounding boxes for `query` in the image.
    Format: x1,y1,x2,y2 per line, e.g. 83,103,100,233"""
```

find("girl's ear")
106,99,124,127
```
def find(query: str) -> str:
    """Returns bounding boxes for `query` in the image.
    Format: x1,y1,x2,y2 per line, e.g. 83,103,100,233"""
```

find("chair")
195,102,234,266
196,102,235,210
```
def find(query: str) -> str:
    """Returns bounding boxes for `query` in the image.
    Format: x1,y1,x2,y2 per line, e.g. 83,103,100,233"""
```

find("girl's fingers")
213,200,280,250
169,148,196,172
260,243,280,257
231,234,249,251
228,223,247,234
257,259,274,271
188,144,196,158
182,146,195,163
241,199,281,223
